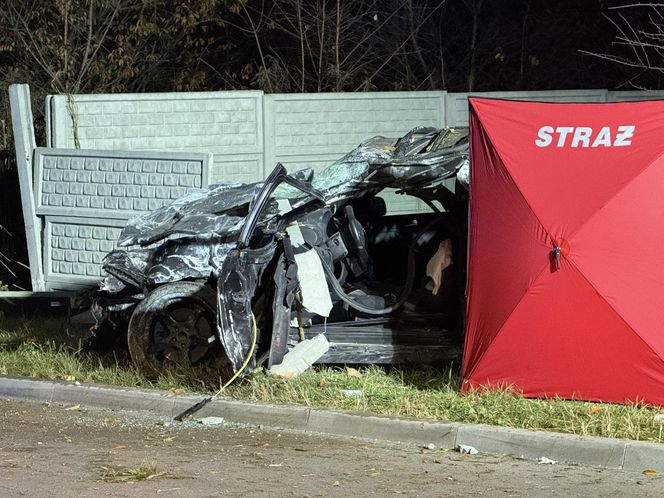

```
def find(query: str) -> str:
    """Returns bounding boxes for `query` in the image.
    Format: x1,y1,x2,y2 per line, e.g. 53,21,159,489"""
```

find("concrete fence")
10,85,211,291
47,88,664,184
11,85,664,290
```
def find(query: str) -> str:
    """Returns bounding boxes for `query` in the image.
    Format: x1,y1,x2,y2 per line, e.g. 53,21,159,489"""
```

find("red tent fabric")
462,97,664,406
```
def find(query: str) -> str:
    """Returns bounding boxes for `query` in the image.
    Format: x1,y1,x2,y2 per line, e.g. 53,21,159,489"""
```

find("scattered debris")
422,443,436,450
457,444,478,455
198,416,225,426
294,249,333,317
537,456,557,465
642,469,658,476
269,334,330,378
340,389,364,398
64,404,81,411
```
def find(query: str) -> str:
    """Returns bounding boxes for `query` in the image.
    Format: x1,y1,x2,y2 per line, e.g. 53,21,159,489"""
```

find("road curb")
1,376,662,472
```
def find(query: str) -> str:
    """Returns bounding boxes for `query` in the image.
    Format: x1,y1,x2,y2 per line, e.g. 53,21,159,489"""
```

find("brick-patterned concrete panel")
47,91,263,158
264,93,447,214
263,93,446,214
267,93,445,163
209,154,263,184
34,148,210,219
44,217,126,286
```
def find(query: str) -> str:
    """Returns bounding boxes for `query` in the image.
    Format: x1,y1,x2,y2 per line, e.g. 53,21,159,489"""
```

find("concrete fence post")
8,84,45,291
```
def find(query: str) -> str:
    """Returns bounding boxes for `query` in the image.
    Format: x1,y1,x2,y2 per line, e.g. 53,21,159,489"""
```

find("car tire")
127,281,232,380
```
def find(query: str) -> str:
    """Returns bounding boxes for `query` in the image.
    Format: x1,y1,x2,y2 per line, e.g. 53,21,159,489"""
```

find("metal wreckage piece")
82,127,470,380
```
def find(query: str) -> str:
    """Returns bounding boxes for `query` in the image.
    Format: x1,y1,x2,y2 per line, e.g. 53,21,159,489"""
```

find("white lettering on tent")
535,126,553,147
556,127,574,147
591,127,612,147
614,125,635,146
535,126,636,147
571,127,593,147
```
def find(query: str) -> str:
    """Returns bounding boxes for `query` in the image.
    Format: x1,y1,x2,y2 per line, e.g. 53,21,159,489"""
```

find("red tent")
462,97,664,406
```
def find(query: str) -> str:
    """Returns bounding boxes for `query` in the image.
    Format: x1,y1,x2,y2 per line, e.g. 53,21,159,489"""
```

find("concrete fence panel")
32,146,210,291
263,92,446,174
34,148,210,219
44,216,127,291
263,91,447,214
606,90,664,102
47,91,263,184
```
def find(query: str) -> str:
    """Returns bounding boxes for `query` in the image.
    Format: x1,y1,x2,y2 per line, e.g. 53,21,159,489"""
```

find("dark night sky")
436,0,654,91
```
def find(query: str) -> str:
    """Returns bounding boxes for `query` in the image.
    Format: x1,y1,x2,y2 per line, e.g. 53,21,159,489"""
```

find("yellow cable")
220,311,258,390
173,312,258,421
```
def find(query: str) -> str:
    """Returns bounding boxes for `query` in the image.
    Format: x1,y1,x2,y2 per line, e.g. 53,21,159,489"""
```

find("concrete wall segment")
43,216,127,288
33,147,211,219
263,91,446,214
22,87,664,291
264,91,446,174
606,90,664,102
48,91,262,188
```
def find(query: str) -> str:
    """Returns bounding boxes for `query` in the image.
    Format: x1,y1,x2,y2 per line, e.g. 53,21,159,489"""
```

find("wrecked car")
83,127,470,380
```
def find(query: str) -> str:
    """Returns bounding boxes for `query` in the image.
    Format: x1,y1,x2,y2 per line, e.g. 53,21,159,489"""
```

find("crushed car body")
81,126,470,379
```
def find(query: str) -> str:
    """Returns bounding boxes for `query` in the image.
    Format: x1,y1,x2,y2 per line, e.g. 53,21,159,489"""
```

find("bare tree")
582,3,664,88
0,0,126,94
464,0,484,91
0,0,231,95
233,0,446,93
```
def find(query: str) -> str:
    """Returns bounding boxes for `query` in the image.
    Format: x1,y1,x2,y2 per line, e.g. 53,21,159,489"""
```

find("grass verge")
1,317,663,443
232,367,664,442
0,317,210,392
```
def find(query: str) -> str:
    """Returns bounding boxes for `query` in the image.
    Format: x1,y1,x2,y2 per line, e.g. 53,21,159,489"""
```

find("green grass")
0,317,209,392
231,366,664,442
1,316,663,442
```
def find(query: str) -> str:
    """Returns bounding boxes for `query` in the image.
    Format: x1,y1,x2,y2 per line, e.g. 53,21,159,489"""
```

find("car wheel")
127,281,232,379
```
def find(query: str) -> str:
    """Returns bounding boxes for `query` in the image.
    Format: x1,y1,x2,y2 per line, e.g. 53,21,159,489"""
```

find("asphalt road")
0,399,660,497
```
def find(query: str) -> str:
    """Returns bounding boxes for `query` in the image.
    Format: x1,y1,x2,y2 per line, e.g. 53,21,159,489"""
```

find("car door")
216,164,324,373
